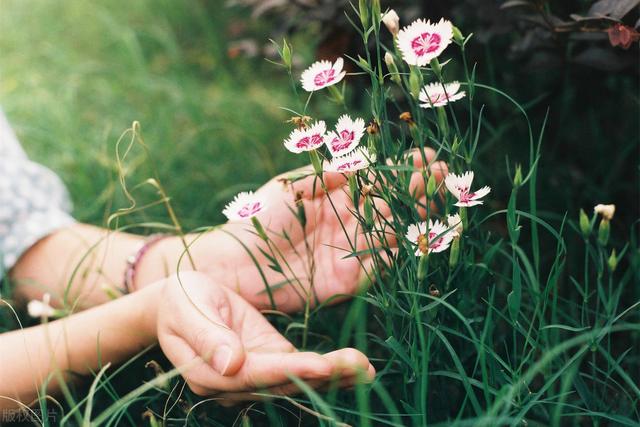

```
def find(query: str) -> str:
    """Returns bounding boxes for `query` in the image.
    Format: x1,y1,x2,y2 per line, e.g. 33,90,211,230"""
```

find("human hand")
157,271,375,402
200,147,447,312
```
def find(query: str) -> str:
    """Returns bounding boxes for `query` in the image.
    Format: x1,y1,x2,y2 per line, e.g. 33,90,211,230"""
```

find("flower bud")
281,38,292,69
295,191,307,229
451,136,461,155
251,217,269,241
449,238,460,268
607,249,618,272
359,0,369,29
594,203,615,221
579,209,591,238
598,218,610,246
364,195,374,229
384,52,401,85
381,9,400,37
409,67,422,99
426,173,437,198
309,149,323,176
513,164,523,187
452,26,464,44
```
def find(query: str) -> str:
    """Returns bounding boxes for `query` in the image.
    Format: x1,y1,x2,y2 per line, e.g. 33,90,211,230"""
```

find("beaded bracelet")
123,234,168,293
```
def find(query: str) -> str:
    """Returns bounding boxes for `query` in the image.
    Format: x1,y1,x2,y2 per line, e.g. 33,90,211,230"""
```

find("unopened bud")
452,26,464,44
282,38,292,69
381,9,400,37
309,149,323,176
409,67,422,99
358,0,369,29
579,209,591,238
598,218,610,246
451,137,461,155
449,237,460,268
384,52,401,85
513,164,523,187
426,173,437,198
295,191,307,228
364,195,374,228
608,249,618,272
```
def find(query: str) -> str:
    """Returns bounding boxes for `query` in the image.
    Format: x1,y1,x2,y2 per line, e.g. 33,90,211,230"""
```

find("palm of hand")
159,272,374,401
209,149,443,312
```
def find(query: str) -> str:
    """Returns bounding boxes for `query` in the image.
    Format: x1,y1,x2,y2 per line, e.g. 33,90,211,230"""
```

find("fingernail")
212,345,232,375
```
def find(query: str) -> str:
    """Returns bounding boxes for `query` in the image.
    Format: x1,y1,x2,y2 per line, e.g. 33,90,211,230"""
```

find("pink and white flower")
397,18,453,66
419,81,466,108
283,121,327,153
223,191,268,221
300,57,346,92
445,171,491,207
406,219,455,256
324,114,366,157
324,147,376,173
447,213,463,237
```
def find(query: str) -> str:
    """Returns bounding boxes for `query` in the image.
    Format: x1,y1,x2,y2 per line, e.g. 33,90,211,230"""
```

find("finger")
210,351,334,393
168,273,246,376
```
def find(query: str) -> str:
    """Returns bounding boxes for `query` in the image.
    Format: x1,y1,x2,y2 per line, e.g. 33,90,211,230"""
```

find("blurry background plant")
1,0,638,425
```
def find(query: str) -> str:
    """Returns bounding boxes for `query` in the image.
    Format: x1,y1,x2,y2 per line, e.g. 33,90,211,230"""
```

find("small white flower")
28,293,55,318
283,121,327,153
300,58,346,92
324,147,376,173
594,204,615,221
419,81,466,108
382,9,400,36
406,219,455,256
222,191,268,221
397,18,453,66
445,171,491,207
447,213,463,237
324,114,366,157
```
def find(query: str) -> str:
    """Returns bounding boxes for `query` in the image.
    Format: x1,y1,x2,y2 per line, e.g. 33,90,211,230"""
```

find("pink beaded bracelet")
123,234,168,293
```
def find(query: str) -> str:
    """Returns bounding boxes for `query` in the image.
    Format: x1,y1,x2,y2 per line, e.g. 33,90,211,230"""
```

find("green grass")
1,1,639,426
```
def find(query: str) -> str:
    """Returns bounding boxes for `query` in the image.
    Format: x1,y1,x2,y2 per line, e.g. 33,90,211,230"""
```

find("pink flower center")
429,92,446,104
237,202,262,218
337,159,362,171
314,69,336,87
331,130,355,151
411,32,442,56
456,186,476,203
428,230,443,249
296,133,323,149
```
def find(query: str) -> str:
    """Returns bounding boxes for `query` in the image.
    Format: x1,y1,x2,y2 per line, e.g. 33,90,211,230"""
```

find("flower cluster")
282,113,375,173
406,171,490,257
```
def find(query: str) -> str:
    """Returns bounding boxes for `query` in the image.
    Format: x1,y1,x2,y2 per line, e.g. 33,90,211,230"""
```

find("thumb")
173,273,246,377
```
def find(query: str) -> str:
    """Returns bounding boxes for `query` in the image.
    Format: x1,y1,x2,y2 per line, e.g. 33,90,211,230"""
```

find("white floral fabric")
0,108,75,277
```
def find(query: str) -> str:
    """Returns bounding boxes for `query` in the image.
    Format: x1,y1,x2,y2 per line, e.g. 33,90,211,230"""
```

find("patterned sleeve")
0,109,76,277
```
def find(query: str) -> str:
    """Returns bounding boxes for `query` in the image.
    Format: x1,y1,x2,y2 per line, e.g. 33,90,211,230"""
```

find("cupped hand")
157,271,375,401
200,148,447,312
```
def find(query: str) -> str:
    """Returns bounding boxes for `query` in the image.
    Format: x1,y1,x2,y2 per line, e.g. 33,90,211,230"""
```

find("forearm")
10,223,143,307
0,281,160,410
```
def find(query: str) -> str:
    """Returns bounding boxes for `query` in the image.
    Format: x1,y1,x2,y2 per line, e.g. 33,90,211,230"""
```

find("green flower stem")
309,149,323,175
328,84,345,106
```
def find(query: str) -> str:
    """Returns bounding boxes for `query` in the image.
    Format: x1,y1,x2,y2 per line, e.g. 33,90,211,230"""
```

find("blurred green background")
0,0,313,229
